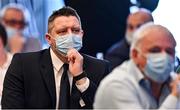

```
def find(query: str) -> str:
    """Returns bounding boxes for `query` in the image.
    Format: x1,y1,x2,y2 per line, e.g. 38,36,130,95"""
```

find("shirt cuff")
76,78,90,93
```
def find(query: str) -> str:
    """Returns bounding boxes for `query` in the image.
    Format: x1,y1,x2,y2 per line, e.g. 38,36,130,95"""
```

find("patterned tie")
58,64,70,109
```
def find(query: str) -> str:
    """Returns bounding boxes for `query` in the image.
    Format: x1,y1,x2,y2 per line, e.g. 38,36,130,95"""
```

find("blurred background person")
105,8,154,71
0,0,159,57
94,23,180,109
65,0,159,57
0,3,41,54
0,23,12,101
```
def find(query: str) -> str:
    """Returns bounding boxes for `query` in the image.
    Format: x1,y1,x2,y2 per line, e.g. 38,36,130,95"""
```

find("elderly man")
0,3,41,54
1,6,109,109
94,22,180,109
105,8,154,70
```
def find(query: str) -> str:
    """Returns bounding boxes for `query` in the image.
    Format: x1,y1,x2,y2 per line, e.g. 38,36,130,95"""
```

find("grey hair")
130,22,176,53
0,3,30,23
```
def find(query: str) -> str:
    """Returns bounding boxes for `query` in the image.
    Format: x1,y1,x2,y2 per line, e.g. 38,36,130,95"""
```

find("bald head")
125,8,154,44
131,22,176,50
127,8,153,32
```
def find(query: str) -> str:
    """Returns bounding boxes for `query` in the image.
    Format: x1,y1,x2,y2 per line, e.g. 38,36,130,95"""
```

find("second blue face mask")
6,27,20,38
55,34,83,54
144,53,174,83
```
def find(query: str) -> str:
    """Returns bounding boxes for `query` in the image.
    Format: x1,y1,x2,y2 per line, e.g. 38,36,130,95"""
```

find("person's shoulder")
107,41,122,52
106,38,128,54
101,60,132,84
82,53,109,64
13,49,48,59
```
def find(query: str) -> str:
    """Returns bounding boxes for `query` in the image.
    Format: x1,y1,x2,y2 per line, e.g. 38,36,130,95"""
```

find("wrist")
76,77,87,85
73,71,87,82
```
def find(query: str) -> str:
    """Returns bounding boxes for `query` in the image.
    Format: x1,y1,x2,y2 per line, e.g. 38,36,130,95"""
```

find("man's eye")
59,30,67,34
148,47,161,53
72,29,80,33
127,24,134,30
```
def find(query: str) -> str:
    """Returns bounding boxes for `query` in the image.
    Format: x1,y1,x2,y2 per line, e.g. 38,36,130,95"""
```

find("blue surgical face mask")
54,34,82,54
144,53,174,83
5,26,22,38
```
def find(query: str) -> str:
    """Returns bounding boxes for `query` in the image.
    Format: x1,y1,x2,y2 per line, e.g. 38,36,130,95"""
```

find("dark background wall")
65,0,159,57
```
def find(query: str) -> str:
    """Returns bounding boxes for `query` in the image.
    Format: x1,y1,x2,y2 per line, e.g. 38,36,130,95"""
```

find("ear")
131,48,139,64
45,33,53,45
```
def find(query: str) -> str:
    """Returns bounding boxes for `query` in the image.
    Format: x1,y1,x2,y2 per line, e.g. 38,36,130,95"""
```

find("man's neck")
139,68,164,100
151,81,163,101
0,49,7,67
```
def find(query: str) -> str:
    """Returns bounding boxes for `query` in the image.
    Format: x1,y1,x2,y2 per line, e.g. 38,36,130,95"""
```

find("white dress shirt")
0,52,12,96
50,49,89,108
94,59,180,109
0,52,12,109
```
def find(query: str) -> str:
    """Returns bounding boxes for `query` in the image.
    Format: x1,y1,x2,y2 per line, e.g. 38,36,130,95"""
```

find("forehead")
4,8,24,20
52,16,80,29
127,13,150,25
140,29,175,51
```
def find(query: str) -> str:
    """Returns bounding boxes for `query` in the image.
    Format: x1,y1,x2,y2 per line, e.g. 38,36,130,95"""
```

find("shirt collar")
128,60,171,100
128,59,145,83
50,48,64,71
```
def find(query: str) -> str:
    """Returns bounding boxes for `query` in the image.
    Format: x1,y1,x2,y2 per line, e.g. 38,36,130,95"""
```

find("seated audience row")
0,4,180,109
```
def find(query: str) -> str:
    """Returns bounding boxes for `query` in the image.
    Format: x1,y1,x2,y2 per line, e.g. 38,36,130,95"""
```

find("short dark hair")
48,6,81,33
0,23,7,46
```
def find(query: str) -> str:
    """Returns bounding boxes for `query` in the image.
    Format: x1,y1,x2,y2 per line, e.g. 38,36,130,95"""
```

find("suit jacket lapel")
40,49,56,108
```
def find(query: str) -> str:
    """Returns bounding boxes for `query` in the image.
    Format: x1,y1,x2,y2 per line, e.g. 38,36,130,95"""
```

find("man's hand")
67,48,83,76
170,73,180,97
8,34,25,54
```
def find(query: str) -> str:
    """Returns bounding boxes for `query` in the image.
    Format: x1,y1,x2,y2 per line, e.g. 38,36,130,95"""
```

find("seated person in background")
1,6,110,109
105,8,154,71
0,23,12,97
0,3,41,54
94,22,180,109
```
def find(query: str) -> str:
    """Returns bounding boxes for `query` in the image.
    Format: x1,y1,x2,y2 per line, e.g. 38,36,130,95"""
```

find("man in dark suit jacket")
1,6,109,109
105,8,154,71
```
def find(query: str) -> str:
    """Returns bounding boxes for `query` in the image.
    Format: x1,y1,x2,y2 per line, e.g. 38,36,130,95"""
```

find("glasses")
3,19,28,29
148,46,175,56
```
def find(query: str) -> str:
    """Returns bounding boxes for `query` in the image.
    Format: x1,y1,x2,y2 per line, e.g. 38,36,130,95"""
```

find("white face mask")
125,31,133,45
5,27,22,38
54,34,83,54
144,53,174,83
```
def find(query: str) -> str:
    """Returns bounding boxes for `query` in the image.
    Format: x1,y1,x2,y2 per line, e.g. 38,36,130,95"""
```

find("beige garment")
0,52,13,96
